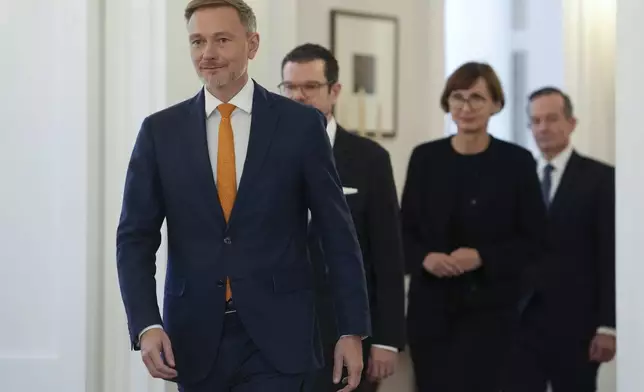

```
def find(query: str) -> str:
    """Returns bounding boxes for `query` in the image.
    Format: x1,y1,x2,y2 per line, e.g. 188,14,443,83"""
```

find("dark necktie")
541,164,554,207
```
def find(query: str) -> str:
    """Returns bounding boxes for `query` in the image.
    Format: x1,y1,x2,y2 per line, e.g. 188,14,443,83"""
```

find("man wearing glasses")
279,43,406,392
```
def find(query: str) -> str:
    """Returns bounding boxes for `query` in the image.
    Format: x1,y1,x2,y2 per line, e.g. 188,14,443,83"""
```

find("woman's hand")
422,253,463,277
450,248,482,272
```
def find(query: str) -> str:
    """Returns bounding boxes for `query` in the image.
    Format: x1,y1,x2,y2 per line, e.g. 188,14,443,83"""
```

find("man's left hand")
589,333,616,363
334,335,363,391
450,248,482,272
367,347,398,382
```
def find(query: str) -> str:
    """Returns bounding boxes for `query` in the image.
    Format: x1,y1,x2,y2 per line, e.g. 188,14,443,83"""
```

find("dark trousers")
408,306,517,392
177,312,307,392
305,343,379,392
502,299,600,392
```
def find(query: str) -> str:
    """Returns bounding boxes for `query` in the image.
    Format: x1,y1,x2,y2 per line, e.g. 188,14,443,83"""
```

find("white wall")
514,0,565,91
165,0,201,105
444,0,513,141
102,0,170,390
616,1,644,391
0,0,100,390
297,0,444,195
564,0,616,165
559,1,617,388
511,0,565,154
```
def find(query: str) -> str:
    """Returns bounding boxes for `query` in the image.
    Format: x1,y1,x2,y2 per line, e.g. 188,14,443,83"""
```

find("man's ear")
330,82,342,105
247,32,260,59
569,116,578,128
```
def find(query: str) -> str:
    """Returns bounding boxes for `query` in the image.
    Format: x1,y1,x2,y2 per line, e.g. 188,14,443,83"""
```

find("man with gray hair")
115,1,371,391
503,87,615,392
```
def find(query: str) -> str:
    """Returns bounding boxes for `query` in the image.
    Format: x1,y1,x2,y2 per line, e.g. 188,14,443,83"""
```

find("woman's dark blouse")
401,136,547,310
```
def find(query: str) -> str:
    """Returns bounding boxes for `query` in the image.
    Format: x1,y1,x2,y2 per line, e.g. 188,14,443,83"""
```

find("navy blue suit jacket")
116,81,371,385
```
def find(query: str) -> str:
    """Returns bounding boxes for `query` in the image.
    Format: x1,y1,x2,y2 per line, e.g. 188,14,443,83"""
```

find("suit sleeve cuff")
597,326,616,336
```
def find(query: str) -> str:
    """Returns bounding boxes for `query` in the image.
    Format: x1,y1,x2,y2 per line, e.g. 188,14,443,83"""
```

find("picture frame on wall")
330,10,400,138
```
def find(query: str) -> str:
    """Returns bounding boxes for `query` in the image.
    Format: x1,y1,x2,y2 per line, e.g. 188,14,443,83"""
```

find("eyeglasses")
278,81,332,97
448,94,487,111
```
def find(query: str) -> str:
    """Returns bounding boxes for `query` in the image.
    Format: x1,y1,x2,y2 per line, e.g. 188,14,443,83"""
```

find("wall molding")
102,0,168,390
564,0,616,164
86,0,106,389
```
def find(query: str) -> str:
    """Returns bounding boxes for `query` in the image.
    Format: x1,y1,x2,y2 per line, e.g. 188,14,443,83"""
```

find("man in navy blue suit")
115,1,370,391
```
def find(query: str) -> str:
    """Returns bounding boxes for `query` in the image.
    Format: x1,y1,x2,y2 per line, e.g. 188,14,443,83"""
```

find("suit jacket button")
223,237,232,244
217,280,225,287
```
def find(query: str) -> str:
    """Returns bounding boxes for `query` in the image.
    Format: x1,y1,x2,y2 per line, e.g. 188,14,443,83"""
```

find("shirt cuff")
371,344,399,353
138,324,164,341
597,326,616,336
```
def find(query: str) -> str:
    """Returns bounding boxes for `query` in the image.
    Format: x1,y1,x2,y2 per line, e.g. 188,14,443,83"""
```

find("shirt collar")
538,142,574,173
326,116,337,146
204,78,254,117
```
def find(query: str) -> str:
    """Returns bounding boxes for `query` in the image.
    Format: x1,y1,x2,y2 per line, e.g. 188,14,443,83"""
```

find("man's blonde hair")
184,0,257,33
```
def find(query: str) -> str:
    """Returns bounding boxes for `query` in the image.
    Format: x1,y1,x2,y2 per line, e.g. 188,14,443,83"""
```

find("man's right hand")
140,328,178,379
422,253,463,277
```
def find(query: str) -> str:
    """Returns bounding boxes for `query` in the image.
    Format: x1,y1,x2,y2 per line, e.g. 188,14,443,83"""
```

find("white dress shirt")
326,116,337,145
537,144,616,337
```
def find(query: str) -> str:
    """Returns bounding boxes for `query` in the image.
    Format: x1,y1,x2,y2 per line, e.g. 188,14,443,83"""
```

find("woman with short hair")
401,61,547,392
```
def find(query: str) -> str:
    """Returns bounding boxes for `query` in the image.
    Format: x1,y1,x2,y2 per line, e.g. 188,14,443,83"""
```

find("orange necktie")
216,103,236,302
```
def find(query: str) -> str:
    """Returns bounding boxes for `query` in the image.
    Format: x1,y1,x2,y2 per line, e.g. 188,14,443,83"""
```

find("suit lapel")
186,89,226,226
332,126,353,177
228,82,279,227
549,151,582,215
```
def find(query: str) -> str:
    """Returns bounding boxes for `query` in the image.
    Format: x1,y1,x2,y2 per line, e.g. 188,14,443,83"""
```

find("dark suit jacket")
527,151,615,335
116,82,371,385
400,137,547,339
309,126,406,354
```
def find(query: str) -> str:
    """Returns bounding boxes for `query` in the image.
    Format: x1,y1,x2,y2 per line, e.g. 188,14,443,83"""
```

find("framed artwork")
330,10,400,138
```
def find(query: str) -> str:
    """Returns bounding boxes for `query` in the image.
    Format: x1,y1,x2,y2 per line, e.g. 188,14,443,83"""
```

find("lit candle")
357,87,365,136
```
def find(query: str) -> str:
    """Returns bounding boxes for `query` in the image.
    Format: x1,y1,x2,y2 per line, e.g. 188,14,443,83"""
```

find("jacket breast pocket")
344,189,365,214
